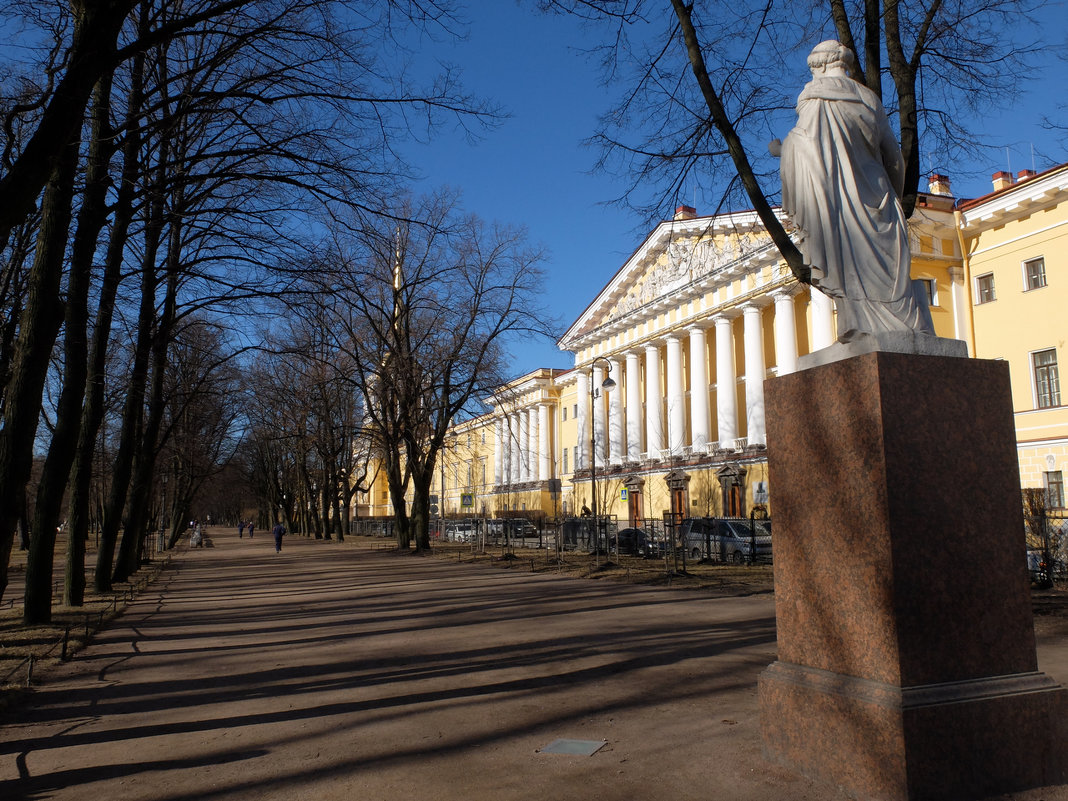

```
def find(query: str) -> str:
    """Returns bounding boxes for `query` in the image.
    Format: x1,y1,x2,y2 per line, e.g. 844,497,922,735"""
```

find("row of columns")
577,287,833,468
493,403,551,486
487,287,835,484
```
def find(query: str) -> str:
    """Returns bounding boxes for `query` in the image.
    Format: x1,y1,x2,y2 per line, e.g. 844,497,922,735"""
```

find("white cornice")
958,164,1068,230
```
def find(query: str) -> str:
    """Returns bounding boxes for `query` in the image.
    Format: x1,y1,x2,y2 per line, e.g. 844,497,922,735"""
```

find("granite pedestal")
759,351,1068,801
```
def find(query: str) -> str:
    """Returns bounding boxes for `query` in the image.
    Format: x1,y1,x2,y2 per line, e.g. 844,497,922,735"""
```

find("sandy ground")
3,534,1068,801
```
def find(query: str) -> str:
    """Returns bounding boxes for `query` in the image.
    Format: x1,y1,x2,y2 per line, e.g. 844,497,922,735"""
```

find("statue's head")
807,40,853,76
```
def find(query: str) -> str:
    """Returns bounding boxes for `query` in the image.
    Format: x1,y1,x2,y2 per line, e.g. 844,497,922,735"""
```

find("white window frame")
1023,256,1047,291
975,272,996,304
1031,348,1061,410
1045,471,1065,509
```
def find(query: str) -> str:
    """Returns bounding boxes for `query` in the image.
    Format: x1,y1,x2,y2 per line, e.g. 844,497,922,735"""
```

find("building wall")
371,168,1068,526
959,165,1068,506
448,191,967,526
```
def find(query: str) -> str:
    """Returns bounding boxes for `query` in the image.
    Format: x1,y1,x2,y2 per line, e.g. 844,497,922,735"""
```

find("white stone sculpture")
777,40,935,343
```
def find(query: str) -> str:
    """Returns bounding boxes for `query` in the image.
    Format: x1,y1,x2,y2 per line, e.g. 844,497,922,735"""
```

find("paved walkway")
3,534,1068,801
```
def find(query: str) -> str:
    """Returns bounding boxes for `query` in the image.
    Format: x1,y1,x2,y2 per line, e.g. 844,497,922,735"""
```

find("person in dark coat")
272,521,286,552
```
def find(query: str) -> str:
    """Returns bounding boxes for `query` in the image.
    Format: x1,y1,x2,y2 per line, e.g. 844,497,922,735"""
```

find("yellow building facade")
368,177,966,527
957,164,1068,509
359,166,1068,525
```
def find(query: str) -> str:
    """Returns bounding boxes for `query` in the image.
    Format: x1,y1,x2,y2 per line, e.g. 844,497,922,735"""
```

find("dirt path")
2,534,1067,801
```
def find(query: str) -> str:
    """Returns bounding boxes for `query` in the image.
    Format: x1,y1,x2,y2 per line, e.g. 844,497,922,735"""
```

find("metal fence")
1025,509,1068,586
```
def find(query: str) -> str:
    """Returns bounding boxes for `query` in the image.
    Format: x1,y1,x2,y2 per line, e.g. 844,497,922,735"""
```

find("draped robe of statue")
781,68,934,341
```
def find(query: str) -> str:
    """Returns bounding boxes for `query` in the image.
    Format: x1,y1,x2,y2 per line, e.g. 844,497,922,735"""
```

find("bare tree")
1,0,500,604
541,0,1045,262
315,190,550,551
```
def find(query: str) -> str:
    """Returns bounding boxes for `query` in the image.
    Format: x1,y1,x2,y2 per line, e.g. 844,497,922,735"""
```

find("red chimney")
674,205,697,221
992,171,1014,192
927,174,951,196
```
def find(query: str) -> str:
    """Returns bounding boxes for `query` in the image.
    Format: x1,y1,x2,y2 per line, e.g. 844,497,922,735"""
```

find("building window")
1025,257,1047,291
1045,471,1065,509
920,278,938,307
1033,349,1061,409
562,406,567,421
573,404,578,418
976,273,996,304
562,447,568,474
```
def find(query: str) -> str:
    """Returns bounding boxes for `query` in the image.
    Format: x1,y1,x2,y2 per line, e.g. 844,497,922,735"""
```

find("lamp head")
601,376,616,390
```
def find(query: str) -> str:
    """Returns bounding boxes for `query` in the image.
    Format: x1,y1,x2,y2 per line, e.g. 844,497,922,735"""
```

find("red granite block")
760,351,1068,800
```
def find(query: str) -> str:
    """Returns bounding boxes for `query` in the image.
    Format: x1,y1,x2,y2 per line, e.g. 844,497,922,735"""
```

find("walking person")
238,520,246,538
247,521,255,538
272,521,286,553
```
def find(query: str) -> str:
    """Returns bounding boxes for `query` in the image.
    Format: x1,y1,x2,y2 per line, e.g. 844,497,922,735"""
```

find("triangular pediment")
558,209,789,352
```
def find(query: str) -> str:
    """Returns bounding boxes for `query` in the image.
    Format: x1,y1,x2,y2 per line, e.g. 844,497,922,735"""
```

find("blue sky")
404,2,1068,376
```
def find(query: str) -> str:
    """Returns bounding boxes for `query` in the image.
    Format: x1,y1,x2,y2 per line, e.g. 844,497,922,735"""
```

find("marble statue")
776,40,934,342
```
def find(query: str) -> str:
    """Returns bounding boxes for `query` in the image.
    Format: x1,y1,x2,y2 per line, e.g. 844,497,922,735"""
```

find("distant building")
957,164,1068,509
359,166,1067,525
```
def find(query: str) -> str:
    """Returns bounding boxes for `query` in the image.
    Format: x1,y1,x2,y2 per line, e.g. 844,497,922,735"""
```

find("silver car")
680,518,772,564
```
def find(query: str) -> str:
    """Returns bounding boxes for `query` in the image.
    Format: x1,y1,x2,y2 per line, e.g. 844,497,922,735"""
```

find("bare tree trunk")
0,218,38,413
95,187,164,592
114,213,180,583
410,468,433,552
668,0,809,284
25,74,116,622
0,140,79,605
66,61,140,606
385,453,411,549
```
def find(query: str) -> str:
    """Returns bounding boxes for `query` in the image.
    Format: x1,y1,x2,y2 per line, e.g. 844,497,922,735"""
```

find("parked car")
615,527,650,556
614,527,667,558
487,519,537,542
444,521,477,543
680,517,773,564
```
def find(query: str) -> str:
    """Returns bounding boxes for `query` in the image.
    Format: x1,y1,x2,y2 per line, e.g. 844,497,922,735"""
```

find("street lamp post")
589,356,616,557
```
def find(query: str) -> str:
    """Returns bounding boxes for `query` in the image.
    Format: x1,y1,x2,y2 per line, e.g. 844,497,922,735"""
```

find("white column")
688,327,709,450
506,413,516,485
947,266,971,354
665,335,685,452
576,371,589,470
592,364,607,465
538,403,550,481
773,289,799,376
625,351,642,462
527,406,539,481
742,303,767,447
519,408,530,482
493,419,503,485
714,315,738,444
810,286,835,350
644,343,664,456
608,357,624,464
512,412,522,485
